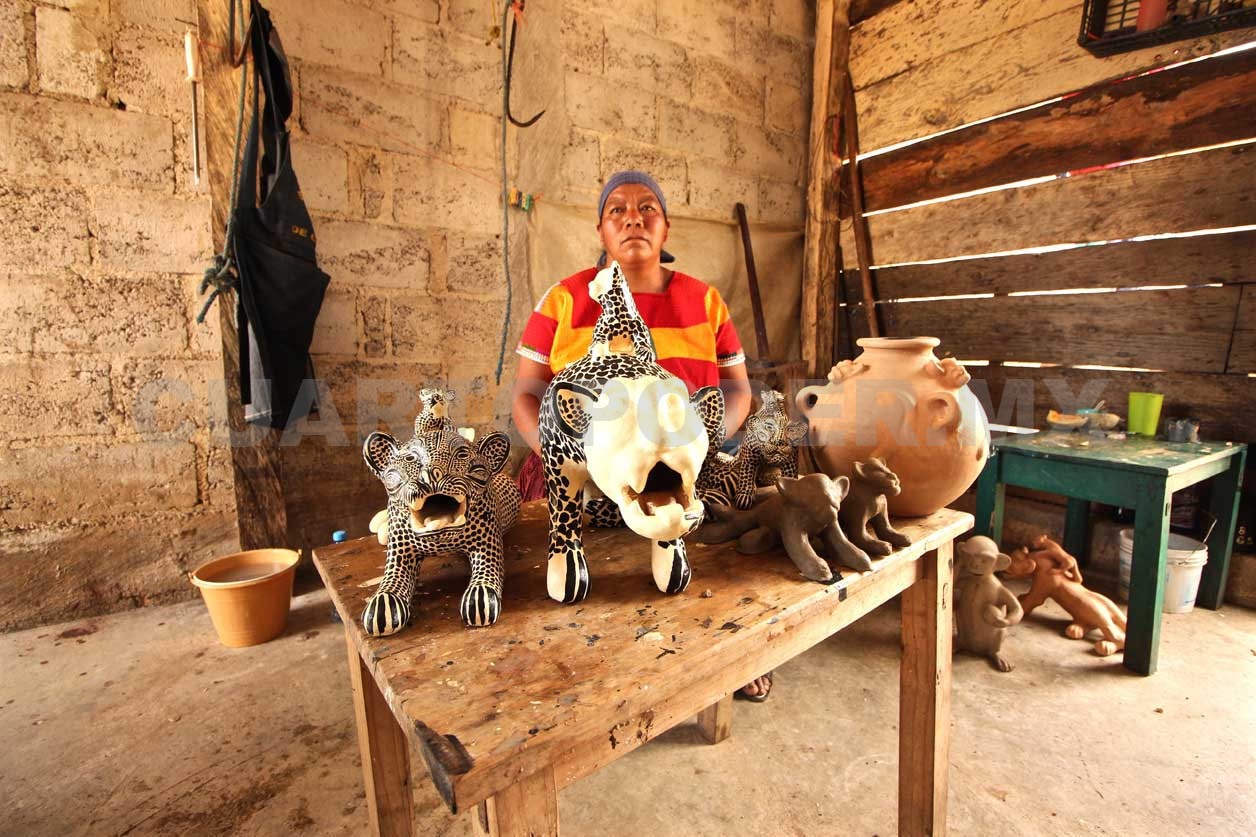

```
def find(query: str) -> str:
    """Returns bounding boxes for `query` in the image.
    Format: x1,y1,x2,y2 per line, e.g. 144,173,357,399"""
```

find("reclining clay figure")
698,473,874,583
955,536,1024,672
1005,534,1127,657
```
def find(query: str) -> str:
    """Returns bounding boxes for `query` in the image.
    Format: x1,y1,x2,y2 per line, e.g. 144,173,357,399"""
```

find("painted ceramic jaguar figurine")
539,262,724,603
361,401,521,635
696,389,806,511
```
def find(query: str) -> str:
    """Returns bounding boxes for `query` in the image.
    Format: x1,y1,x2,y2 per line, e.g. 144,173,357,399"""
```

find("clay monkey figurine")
838,457,912,557
954,536,1024,672
1005,534,1127,657
697,473,874,583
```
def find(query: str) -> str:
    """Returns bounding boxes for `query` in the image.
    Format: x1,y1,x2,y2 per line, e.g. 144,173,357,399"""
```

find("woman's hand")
511,356,554,456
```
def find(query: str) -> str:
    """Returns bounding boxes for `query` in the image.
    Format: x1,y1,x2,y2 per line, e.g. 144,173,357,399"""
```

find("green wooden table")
974,432,1247,676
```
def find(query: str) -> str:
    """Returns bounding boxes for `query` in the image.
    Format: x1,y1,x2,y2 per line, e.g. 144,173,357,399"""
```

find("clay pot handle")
920,390,962,432
795,385,825,416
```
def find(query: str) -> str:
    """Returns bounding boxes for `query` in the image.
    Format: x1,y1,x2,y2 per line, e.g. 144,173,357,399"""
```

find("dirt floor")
3,573,1255,836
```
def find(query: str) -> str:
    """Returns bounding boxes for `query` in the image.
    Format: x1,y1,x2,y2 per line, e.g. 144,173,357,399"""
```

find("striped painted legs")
362,590,411,637
461,540,505,627
651,538,692,595
547,485,590,604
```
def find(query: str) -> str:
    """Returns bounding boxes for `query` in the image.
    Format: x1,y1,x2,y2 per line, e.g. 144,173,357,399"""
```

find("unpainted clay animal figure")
954,536,1024,672
698,473,874,583
838,457,912,557
697,389,807,511
1005,534,1127,657
538,262,724,603
361,410,520,635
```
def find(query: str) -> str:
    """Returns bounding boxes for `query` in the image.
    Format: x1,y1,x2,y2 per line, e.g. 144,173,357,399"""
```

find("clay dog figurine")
360,389,521,635
697,389,807,511
954,536,1024,672
1005,534,1127,657
698,473,874,583
538,262,723,603
838,457,912,557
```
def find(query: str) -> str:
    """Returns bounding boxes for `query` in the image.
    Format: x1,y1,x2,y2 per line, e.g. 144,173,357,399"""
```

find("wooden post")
1197,449,1247,609
196,0,288,549
345,628,415,837
899,542,953,836
1125,485,1172,675
1063,498,1091,565
472,766,559,837
696,694,733,745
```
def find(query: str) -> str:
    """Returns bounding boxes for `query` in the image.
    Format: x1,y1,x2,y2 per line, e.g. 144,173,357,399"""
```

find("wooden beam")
854,46,1256,213
844,143,1256,267
696,694,733,745
197,0,288,549
473,767,558,837
852,230,1256,300
851,0,907,24
848,286,1241,374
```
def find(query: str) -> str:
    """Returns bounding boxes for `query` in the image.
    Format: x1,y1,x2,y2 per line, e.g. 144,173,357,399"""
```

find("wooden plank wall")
841,2,1256,444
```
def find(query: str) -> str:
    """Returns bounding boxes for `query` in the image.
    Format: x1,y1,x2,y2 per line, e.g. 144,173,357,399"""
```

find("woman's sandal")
734,671,774,703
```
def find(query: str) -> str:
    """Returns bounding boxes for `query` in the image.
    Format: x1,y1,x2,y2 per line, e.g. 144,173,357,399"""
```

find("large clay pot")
795,337,990,517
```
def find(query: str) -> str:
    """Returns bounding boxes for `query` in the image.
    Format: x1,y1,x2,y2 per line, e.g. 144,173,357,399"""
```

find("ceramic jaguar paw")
362,590,411,637
460,584,502,627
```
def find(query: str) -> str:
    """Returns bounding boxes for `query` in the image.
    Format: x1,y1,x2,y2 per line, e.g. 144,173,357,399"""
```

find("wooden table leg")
974,451,1004,541
899,541,952,837
472,765,559,837
1197,449,1247,609
697,694,733,744
1064,497,1090,565
1124,485,1171,676
345,627,414,836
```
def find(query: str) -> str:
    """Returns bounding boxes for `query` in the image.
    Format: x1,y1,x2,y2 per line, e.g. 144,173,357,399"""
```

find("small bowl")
1087,412,1121,430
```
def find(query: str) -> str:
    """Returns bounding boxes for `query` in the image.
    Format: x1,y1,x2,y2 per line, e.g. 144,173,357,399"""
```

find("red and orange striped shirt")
516,268,745,392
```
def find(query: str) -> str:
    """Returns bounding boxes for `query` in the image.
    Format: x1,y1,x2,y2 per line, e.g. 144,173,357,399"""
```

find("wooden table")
974,433,1247,676
313,502,973,836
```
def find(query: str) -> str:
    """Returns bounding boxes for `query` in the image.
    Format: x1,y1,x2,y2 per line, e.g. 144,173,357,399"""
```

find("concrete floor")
3,576,1255,836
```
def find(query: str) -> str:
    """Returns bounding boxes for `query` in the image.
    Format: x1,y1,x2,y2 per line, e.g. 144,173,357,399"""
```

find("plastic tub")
190,548,300,647
1117,529,1208,613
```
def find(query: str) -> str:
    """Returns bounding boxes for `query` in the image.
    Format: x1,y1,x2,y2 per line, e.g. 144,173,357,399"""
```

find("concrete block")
0,92,173,190
567,0,656,34
266,0,388,76
308,285,357,356
560,7,603,75
317,357,443,434
692,55,765,125
658,0,736,59
117,0,191,34
4,273,187,356
0,440,200,527
444,0,499,40
732,124,803,182
688,160,758,220
1,1,29,89
290,138,350,215
35,7,106,99
443,231,506,300
0,182,91,273
599,136,688,210
737,24,808,83
561,129,600,193
361,0,438,24
0,509,238,631
0,355,113,439
92,191,211,273
391,155,500,236
605,25,693,98
770,0,813,42
200,434,235,509
657,97,735,164
316,217,429,290
392,17,499,110
183,274,222,358
300,64,445,157
360,292,387,358
111,358,219,438
766,79,808,137
758,178,805,225
566,72,655,144
109,24,185,117
348,147,389,220
391,290,504,371
449,107,500,174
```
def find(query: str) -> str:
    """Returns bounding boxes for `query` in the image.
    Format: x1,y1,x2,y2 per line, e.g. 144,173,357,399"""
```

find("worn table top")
314,502,972,814
993,432,1245,475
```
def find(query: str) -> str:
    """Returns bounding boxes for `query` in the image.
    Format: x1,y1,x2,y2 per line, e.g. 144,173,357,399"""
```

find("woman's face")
598,183,669,268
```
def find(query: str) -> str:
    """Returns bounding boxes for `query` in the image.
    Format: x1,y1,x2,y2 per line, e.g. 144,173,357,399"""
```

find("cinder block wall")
0,0,239,630
0,0,814,628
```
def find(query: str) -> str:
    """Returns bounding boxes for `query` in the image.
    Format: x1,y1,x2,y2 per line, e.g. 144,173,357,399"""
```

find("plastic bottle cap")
332,530,347,543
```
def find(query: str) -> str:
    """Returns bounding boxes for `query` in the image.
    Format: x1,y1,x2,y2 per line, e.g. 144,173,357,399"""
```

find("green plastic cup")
1128,392,1164,436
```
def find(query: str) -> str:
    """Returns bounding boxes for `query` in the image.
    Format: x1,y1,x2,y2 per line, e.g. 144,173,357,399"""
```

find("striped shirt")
516,268,745,392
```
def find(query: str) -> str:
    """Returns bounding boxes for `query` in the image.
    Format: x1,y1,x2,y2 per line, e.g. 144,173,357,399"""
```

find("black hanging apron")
232,0,330,428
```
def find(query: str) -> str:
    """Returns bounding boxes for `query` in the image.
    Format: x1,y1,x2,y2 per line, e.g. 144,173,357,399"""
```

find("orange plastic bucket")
190,549,300,647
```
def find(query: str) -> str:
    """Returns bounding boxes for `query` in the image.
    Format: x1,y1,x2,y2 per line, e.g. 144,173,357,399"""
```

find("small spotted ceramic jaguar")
361,390,520,635
538,262,724,603
696,389,806,511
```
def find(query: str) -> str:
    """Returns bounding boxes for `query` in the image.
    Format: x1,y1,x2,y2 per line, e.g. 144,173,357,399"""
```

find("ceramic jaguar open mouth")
408,493,467,533
623,461,691,516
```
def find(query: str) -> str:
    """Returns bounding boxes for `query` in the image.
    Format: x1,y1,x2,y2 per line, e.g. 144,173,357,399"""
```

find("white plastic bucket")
1117,528,1208,613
